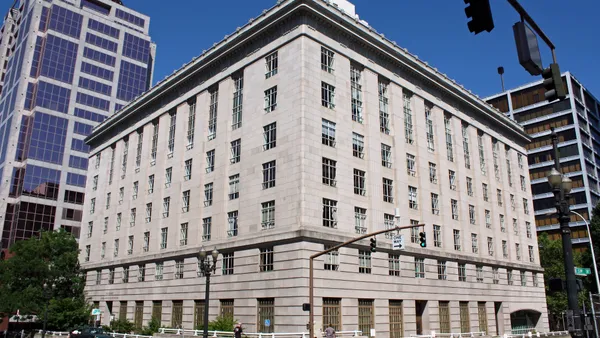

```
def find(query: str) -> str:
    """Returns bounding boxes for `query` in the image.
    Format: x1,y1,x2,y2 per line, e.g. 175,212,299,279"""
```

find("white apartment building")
79,0,548,336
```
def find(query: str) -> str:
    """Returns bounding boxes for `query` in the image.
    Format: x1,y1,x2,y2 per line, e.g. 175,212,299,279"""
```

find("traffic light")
464,0,494,35
370,237,377,253
542,63,566,102
419,232,426,248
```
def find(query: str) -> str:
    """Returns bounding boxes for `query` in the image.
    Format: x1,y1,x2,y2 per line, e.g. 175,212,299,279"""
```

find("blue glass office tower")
0,0,154,248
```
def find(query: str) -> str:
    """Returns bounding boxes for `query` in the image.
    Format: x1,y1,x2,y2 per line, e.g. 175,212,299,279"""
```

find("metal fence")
158,329,362,338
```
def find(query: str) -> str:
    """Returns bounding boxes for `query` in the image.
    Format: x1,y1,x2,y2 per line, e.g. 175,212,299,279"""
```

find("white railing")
504,331,570,338
158,329,362,338
37,331,70,336
410,331,485,338
108,333,154,338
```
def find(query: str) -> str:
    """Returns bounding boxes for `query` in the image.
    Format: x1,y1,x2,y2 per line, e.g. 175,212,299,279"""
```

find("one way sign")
393,235,405,250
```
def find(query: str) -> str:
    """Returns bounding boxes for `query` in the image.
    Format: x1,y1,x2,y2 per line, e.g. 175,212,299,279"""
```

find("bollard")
431,331,436,338
212,332,217,338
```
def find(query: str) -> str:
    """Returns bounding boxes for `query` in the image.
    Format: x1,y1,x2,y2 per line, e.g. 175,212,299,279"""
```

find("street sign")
265,319,271,327
91,309,101,315
393,235,405,250
575,267,592,276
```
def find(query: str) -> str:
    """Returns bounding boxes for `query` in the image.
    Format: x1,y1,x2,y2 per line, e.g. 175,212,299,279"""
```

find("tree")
0,230,90,330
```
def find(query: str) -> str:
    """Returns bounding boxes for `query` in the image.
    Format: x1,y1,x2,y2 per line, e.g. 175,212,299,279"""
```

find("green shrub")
137,317,161,336
194,315,237,332
106,319,136,333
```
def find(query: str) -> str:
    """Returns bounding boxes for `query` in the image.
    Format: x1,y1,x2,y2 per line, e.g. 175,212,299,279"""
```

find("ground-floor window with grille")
257,298,275,333
134,301,143,328
152,301,162,321
194,300,205,329
478,302,488,334
119,301,127,321
171,300,183,328
358,299,374,336
389,300,403,338
220,299,234,318
322,298,341,331
460,301,470,333
438,301,450,333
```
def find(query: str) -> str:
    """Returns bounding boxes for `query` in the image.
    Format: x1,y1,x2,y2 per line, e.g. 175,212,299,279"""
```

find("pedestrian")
234,322,243,338
325,324,335,338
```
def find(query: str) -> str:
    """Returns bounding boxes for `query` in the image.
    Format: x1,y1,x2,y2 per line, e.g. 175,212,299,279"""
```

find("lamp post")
547,128,582,337
198,247,219,338
41,282,56,338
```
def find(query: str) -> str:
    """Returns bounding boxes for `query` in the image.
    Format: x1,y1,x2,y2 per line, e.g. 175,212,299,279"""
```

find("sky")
7,0,600,99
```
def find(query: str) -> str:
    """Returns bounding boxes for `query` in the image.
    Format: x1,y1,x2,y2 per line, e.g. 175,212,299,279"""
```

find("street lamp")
198,247,219,338
41,282,56,338
547,128,582,337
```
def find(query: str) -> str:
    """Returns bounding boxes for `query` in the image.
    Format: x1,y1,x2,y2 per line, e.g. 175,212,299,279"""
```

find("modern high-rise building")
0,0,154,249
486,72,600,251
80,0,547,335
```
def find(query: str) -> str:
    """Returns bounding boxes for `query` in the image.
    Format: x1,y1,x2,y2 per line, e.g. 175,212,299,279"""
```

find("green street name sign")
575,267,591,276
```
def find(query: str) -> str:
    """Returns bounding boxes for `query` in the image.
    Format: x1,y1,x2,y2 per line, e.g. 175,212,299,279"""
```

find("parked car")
69,328,111,338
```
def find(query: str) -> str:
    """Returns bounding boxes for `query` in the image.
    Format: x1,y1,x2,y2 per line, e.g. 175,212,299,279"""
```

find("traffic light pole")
308,223,424,338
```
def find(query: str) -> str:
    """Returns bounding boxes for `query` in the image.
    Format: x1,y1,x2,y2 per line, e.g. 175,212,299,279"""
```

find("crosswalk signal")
370,237,377,253
464,0,495,35
419,232,427,248
542,63,566,102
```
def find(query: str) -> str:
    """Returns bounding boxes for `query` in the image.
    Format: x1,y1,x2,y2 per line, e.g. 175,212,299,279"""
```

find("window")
444,114,454,161
379,81,390,134
155,262,163,281
229,174,240,200
449,170,457,190
116,213,122,230
487,237,494,256
322,82,335,108
352,133,365,158
321,47,334,73
451,199,458,220
529,245,535,263
263,123,276,150
359,250,371,274
520,175,527,191
118,187,124,204
323,298,342,333
202,218,212,241
165,168,173,188
389,254,400,276
408,186,418,210
478,133,486,175
108,147,116,184
182,190,190,213
506,151,513,186
403,92,414,144
130,208,136,227
92,175,98,191
526,222,532,239
353,169,366,196
516,243,521,261
219,300,234,321
208,89,218,140
469,205,476,224
135,131,143,169
482,184,489,202
502,240,508,259
411,224,419,243
122,266,129,283
355,207,367,234
351,65,363,123
323,158,337,186
105,193,111,210
476,266,484,283
87,222,93,238
167,112,176,155
187,99,197,147
358,300,374,337
162,197,170,218
222,253,234,275
493,268,499,284
264,86,277,112
228,211,238,237
510,194,516,211
454,230,461,251
521,271,527,286
497,189,503,206
323,198,338,228
148,175,154,194
500,214,506,232
458,263,467,282
431,225,442,247
136,265,145,282
384,214,395,238
493,140,501,181
324,245,339,271
507,270,513,285
108,268,114,284
518,153,524,168
133,181,138,200
95,153,101,169
406,153,416,176
184,159,192,181
206,150,215,173
262,161,276,189
95,270,101,285
466,177,473,196
261,201,275,229
462,123,471,169
513,218,519,235
437,261,447,280
485,210,491,228
431,193,440,215
160,227,168,249
533,273,539,287
425,104,435,152
128,235,134,255
146,203,152,222
204,183,213,207
175,260,184,279
382,178,394,203
439,301,451,334
150,122,158,163
322,119,336,147
232,76,243,130
260,247,274,272
429,163,437,183
381,144,392,168
414,257,425,278
143,232,150,252
523,198,530,214
471,233,478,253
84,245,90,262
175,223,187,247
265,52,278,78
257,298,275,333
